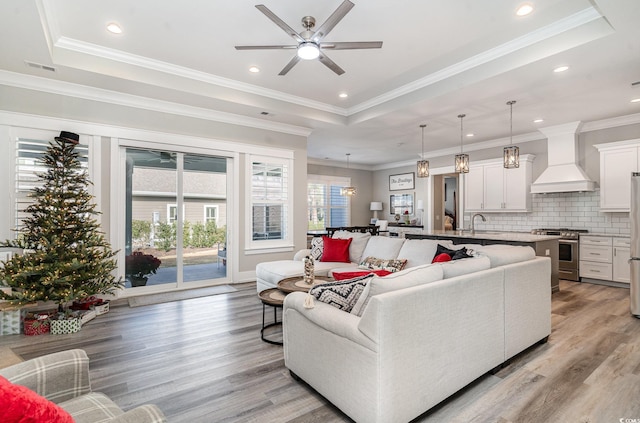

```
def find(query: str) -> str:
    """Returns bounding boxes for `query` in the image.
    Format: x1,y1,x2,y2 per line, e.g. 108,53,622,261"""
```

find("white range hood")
530,121,595,194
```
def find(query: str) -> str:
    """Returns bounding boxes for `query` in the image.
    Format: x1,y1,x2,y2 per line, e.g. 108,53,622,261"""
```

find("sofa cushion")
0,375,74,423
360,236,406,261
397,239,449,268
475,245,536,268
309,274,374,312
321,236,352,262
59,392,124,423
256,260,353,290
351,263,444,316
358,256,407,273
332,231,372,264
310,237,324,261
439,255,491,279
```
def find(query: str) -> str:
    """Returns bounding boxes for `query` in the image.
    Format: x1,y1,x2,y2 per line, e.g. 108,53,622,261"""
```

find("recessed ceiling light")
339,92,348,98
466,133,474,137
553,65,569,73
631,98,640,103
516,3,534,16
106,23,122,34
533,118,544,123
249,66,260,73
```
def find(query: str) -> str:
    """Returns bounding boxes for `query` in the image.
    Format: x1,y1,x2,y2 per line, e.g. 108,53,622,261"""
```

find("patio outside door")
124,148,228,289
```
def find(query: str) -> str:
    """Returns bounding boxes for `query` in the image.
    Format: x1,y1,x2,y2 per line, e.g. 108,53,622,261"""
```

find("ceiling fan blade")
311,0,354,43
235,45,297,50
255,4,304,43
278,55,301,76
320,41,383,50
318,52,345,75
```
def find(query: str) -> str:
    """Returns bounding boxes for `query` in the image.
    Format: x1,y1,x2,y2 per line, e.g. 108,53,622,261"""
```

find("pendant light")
417,124,429,177
454,114,469,173
503,100,520,169
340,153,357,196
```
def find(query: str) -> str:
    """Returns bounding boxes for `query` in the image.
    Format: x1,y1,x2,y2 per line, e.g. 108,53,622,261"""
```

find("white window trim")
245,154,294,253
307,174,352,228
204,204,219,223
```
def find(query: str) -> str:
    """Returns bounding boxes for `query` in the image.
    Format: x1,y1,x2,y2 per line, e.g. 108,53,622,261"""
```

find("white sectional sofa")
255,231,456,292
281,242,552,423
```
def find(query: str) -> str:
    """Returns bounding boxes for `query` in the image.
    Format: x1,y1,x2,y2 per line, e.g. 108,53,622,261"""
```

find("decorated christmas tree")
0,131,122,309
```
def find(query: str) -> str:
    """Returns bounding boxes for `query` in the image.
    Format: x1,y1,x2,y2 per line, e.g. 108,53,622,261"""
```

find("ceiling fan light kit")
235,1,382,75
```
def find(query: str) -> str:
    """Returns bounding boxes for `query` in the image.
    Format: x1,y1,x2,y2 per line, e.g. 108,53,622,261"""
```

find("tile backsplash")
464,190,631,235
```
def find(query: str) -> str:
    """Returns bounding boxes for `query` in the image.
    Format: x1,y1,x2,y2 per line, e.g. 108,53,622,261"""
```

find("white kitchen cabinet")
580,235,613,281
613,237,631,284
595,140,640,212
464,155,533,212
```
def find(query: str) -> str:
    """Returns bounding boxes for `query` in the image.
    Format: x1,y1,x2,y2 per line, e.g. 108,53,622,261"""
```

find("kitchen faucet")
471,213,486,233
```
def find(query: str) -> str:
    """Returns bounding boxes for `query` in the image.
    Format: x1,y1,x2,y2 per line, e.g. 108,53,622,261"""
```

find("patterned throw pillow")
358,256,408,273
310,236,323,261
309,274,374,312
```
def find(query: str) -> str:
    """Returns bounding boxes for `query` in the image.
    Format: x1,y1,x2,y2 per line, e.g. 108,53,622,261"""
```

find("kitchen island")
406,230,561,292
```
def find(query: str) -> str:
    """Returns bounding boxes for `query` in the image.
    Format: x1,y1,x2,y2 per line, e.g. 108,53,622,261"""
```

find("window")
307,175,351,230
204,205,218,224
167,204,177,223
15,133,89,231
247,155,293,250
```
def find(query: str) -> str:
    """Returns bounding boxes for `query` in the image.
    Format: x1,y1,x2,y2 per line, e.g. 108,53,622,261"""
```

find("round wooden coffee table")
277,276,333,293
258,288,287,345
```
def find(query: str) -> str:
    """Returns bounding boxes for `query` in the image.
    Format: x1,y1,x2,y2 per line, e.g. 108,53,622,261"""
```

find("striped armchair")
0,349,166,423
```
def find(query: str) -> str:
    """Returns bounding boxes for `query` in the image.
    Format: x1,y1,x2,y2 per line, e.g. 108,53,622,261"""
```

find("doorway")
123,148,229,290
432,174,458,230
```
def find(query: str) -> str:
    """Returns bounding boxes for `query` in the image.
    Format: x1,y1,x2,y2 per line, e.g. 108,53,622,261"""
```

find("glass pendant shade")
503,145,520,169
340,153,356,196
417,159,430,177
503,100,520,169
340,186,357,196
417,124,429,177
455,153,470,173
454,114,469,174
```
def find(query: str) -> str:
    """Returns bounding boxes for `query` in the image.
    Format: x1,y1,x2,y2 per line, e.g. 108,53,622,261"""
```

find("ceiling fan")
235,1,382,76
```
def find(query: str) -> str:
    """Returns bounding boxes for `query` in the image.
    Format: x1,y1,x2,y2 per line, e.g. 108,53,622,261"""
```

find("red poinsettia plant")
125,251,161,278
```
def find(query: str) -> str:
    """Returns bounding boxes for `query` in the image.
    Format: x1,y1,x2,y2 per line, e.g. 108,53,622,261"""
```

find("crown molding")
0,70,312,137
347,6,605,115
581,112,640,132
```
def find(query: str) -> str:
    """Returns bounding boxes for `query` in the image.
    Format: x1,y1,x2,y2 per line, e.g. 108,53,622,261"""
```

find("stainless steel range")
531,228,589,281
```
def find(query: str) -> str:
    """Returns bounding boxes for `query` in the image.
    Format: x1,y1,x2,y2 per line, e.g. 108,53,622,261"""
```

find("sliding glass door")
124,148,228,289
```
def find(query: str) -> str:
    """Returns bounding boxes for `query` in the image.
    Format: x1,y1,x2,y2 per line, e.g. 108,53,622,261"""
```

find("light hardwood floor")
1,280,640,423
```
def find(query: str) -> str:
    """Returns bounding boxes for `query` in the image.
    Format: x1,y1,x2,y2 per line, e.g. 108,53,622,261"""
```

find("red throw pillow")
321,236,353,263
432,253,452,263
333,270,393,280
0,375,74,423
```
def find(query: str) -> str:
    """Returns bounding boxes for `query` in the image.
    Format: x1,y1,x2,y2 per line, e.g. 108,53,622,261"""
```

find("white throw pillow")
332,231,372,264
360,236,405,262
351,263,444,316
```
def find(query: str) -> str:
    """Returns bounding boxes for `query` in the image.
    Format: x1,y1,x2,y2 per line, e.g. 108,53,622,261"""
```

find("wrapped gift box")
79,309,97,326
92,301,110,315
50,317,82,335
1,305,22,336
23,313,51,336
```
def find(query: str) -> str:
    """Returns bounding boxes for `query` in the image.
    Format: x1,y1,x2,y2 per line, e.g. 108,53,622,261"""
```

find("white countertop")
419,230,561,243
581,233,630,238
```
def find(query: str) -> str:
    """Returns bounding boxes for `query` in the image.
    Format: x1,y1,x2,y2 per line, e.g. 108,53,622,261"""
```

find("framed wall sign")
389,172,415,191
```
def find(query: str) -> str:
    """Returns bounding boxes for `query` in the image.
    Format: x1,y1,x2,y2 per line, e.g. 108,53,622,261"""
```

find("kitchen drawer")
579,260,613,280
580,235,612,246
613,237,631,247
580,245,612,263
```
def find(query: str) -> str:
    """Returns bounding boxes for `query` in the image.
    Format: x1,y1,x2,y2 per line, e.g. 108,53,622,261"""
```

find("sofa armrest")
283,292,377,351
293,249,311,261
0,349,91,403
112,405,167,423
